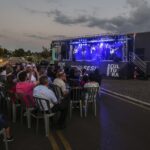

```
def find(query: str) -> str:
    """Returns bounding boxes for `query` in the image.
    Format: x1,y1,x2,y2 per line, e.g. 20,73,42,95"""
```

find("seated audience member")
33,75,68,129
80,75,89,87
0,113,13,142
47,65,55,81
6,74,16,103
69,67,80,80
84,73,99,100
16,71,37,107
81,68,88,77
53,71,69,96
68,67,75,79
69,78,80,87
5,63,13,75
12,63,24,80
93,68,102,86
6,74,16,91
84,73,99,88
26,64,39,83
74,67,81,80
0,66,7,82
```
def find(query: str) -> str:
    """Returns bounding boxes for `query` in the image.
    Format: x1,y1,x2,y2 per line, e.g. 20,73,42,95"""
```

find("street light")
0,58,3,63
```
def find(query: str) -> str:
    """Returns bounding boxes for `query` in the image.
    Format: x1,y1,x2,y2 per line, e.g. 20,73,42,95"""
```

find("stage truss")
51,33,133,63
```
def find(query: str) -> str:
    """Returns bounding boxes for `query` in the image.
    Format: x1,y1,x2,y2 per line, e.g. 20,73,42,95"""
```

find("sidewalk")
101,79,150,103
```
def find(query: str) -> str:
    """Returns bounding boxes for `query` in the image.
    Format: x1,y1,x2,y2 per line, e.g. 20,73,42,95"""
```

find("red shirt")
16,81,35,107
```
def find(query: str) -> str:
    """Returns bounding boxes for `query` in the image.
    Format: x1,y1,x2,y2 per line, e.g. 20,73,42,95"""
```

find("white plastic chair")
32,97,55,137
8,92,21,123
15,93,35,128
69,87,83,118
83,87,99,117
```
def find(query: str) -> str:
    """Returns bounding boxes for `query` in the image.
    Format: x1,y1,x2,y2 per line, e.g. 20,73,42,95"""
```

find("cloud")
50,10,89,25
24,0,150,33
0,34,7,38
45,0,59,3
51,35,68,40
24,8,89,25
24,7,51,16
50,9,127,31
50,0,150,33
26,34,50,40
126,0,148,8
25,34,67,40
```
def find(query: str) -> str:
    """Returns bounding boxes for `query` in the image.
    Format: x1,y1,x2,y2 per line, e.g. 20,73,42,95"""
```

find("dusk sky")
0,0,150,51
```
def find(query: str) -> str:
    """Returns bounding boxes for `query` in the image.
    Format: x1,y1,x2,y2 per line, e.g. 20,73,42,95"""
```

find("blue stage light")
99,43,104,48
71,34,128,61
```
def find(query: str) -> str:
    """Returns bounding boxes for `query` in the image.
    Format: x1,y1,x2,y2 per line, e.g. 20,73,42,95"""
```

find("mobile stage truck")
50,32,150,79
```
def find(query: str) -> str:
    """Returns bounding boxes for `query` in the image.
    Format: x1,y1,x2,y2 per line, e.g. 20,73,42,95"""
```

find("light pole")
133,33,136,54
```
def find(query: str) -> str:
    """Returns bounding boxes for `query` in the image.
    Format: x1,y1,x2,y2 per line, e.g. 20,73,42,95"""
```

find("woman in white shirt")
53,71,69,96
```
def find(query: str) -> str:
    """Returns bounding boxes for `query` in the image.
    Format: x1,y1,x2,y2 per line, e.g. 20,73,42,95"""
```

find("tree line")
0,45,51,59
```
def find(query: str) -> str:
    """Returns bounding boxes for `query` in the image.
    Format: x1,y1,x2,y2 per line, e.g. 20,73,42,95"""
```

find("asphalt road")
101,79,150,103
61,92,150,150
1,93,150,150
99,93,150,150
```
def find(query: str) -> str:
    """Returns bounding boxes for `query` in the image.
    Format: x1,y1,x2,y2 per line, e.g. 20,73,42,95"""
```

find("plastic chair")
15,93,35,128
83,87,99,117
69,87,83,118
68,79,80,87
49,83,64,103
32,97,55,137
7,92,21,123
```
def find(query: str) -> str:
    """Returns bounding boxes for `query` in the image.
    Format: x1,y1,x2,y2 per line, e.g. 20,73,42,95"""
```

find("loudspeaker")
61,44,69,59
113,56,121,62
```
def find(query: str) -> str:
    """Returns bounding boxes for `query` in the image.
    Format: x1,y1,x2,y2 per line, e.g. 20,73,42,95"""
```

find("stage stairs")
129,52,148,79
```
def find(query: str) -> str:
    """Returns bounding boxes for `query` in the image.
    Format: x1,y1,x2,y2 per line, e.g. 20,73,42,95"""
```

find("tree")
0,46,10,57
12,48,25,57
40,46,50,58
0,47,4,57
3,48,10,57
26,50,32,56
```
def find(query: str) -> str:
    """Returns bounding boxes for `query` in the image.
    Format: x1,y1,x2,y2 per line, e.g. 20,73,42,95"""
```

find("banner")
107,64,120,77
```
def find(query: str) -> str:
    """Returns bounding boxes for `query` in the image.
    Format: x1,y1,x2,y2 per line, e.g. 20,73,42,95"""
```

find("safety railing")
129,52,147,74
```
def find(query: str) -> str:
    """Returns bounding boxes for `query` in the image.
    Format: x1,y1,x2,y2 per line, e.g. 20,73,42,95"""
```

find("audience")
93,68,102,86
0,61,101,133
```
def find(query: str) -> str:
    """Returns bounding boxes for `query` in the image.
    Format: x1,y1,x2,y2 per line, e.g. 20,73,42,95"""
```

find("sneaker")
3,136,14,142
